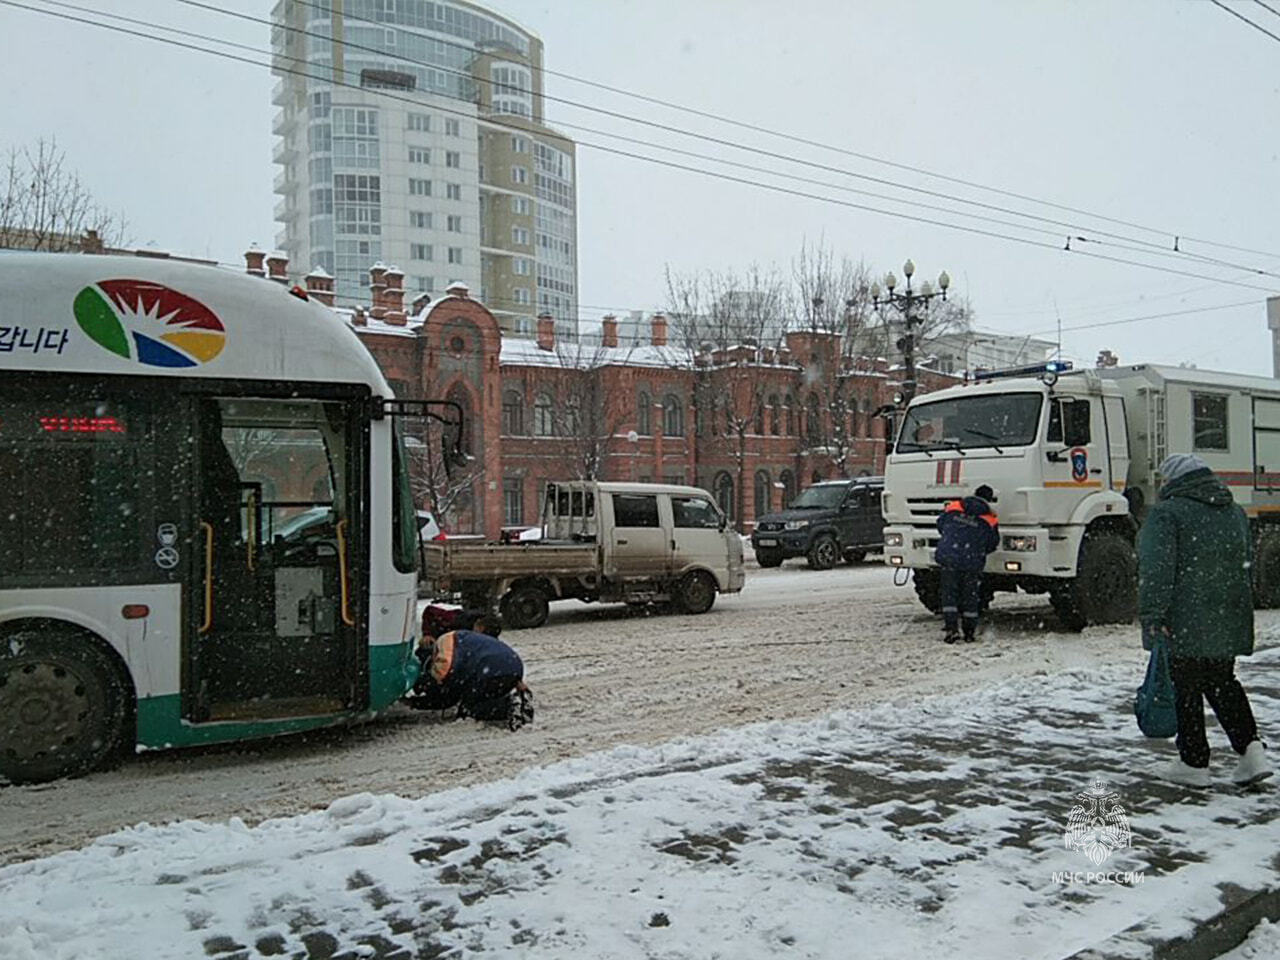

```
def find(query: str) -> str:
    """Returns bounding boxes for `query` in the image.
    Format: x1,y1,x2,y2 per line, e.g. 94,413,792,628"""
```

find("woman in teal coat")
1138,454,1271,788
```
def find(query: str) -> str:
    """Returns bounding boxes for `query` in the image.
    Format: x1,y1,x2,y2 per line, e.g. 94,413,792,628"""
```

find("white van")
420,481,746,628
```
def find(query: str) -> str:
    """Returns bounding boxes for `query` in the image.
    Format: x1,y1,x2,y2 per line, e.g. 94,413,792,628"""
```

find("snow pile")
1,650,1277,959
1219,920,1280,959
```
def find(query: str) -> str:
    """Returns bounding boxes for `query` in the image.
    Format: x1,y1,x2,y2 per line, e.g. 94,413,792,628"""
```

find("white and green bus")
0,252,456,783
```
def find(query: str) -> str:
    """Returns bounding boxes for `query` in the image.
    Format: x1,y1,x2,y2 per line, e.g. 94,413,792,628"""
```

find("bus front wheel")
0,626,132,785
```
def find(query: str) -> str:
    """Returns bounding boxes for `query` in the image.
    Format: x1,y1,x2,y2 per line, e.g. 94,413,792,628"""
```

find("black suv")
751,477,885,569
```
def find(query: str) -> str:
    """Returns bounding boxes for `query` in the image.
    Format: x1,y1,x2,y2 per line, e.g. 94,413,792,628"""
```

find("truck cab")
882,362,1136,628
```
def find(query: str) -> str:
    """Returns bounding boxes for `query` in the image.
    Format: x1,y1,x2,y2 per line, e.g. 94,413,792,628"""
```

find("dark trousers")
408,674,519,721
1168,656,1259,768
940,568,983,636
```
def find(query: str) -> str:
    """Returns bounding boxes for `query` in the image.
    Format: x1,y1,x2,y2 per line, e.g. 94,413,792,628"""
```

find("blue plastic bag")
1134,634,1177,739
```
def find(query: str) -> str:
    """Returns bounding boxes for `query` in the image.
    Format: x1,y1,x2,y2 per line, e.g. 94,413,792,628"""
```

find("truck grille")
906,497,954,521
756,521,784,532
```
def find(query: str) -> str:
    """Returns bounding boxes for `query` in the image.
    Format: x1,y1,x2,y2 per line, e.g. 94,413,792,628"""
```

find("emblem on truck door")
1070,447,1089,483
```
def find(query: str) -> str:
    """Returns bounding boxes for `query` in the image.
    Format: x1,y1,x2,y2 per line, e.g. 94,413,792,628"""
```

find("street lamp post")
870,259,950,408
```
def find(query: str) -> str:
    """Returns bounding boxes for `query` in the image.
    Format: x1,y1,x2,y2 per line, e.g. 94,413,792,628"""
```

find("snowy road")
0,562,1252,864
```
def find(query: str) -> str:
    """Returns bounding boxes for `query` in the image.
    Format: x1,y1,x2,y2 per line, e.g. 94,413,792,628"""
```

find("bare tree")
665,265,789,528
407,417,481,526
0,138,128,251
548,336,635,480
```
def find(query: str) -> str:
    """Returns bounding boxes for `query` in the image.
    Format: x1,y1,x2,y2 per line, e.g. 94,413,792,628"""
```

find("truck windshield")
789,485,847,509
896,392,1043,453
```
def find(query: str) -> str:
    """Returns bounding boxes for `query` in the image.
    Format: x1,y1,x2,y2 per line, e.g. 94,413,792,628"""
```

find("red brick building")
282,256,959,538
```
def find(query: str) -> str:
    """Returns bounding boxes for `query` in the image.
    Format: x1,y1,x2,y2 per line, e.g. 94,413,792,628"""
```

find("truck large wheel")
1252,530,1280,608
0,626,131,784
913,569,942,613
1053,532,1137,630
675,570,718,615
807,534,839,570
500,585,550,630
755,548,784,568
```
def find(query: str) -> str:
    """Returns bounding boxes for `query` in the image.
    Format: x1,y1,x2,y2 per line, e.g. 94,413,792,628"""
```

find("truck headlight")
1003,535,1038,552
784,519,810,531
884,532,904,547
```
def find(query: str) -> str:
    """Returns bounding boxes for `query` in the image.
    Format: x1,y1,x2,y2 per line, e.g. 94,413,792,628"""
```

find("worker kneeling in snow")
407,611,534,730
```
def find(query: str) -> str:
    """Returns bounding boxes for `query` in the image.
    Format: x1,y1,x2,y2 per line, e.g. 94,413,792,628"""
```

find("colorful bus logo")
1070,447,1089,483
74,279,226,368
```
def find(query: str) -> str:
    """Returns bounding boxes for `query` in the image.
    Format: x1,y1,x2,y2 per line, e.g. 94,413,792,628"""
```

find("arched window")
846,396,858,440
785,394,795,436
754,470,771,518
779,469,796,506
714,471,735,521
768,394,780,436
534,392,555,436
663,394,684,437
753,397,765,436
864,396,876,438
501,389,524,435
812,470,824,484
637,390,651,436
563,397,581,436
806,392,821,443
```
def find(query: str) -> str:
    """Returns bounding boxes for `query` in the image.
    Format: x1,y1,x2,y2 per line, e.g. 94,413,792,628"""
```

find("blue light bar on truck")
971,360,1073,383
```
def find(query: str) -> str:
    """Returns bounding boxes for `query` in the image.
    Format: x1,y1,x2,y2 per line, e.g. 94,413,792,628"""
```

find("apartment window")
408,147,430,164
446,183,462,200
409,178,431,196
332,173,380,236
444,214,462,233
445,118,460,136
510,195,530,215
1193,393,1229,452
503,477,524,526
512,257,530,276
410,243,432,261
410,211,432,229
447,247,463,265
513,287,530,305
511,166,528,185
445,151,461,168
511,136,528,153
414,276,434,292
408,112,430,131
511,226,529,246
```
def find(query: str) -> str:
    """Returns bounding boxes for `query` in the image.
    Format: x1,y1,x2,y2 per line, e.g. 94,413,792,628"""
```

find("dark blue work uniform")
935,496,1000,640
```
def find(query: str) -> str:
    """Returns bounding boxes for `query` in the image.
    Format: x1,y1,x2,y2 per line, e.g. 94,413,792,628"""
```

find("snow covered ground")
2,643,1278,960
1220,920,1280,959
0,563,1169,864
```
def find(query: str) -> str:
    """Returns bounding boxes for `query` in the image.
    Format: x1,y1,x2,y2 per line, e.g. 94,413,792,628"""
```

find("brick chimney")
383,265,406,325
601,314,618,349
244,244,266,277
536,312,555,351
650,312,668,348
446,281,470,299
305,266,334,307
265,251,289,285
368,262,388,320
351,305,367,327
80,229,104,254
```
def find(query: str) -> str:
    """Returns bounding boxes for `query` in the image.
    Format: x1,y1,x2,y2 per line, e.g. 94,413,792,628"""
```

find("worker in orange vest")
935,484,1000,643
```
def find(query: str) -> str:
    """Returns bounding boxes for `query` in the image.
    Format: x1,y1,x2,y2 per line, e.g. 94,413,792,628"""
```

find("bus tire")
913,569,942,613
500,585,550,630
807,534,839,570
1053,532,1137,630
755,548,784,568
675,570,717,615
0,625,132,785
1252,530,1280,608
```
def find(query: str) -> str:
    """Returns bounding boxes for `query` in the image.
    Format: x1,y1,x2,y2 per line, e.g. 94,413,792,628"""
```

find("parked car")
751,477,885,569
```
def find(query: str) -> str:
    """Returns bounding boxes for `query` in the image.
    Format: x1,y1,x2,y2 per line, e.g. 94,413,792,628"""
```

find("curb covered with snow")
2,653,1278,959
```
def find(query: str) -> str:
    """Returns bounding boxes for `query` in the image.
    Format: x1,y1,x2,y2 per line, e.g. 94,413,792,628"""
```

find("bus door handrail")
335,519,356,626
199,521,213,634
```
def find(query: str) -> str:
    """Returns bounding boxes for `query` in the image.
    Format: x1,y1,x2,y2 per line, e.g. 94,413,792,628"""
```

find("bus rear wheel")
0,627,131,784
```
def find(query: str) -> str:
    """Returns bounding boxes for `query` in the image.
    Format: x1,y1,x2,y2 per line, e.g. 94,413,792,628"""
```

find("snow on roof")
498,337,696,370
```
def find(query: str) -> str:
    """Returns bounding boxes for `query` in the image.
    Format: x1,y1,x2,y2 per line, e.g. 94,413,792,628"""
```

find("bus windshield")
896,392,1043,454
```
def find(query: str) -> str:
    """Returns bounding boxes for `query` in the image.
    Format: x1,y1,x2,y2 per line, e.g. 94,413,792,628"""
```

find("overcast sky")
3,0,1278,373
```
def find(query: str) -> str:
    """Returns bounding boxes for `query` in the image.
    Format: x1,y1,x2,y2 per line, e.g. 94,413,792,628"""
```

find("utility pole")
871,259,950,408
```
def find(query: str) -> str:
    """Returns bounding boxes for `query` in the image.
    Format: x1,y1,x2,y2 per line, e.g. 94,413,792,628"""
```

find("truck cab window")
672,496,720,529
613,493,659,528
1047,398,1091,446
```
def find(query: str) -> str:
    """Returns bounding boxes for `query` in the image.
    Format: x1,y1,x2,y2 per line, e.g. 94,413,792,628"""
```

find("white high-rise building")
271,0,578,336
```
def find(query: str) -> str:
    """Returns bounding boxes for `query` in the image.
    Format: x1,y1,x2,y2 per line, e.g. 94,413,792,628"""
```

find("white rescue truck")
882,361,1280,629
